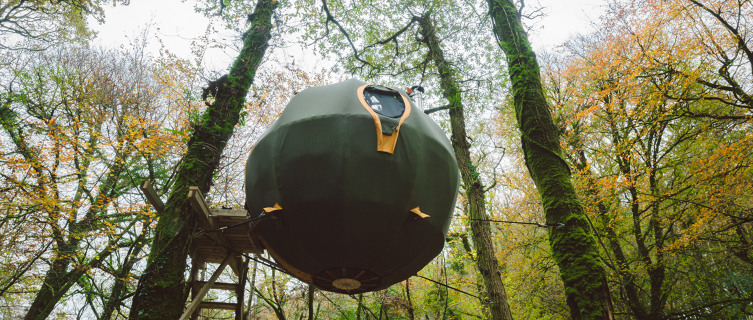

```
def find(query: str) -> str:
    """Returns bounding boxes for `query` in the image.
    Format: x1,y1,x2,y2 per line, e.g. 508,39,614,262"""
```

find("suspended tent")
245,79,459,294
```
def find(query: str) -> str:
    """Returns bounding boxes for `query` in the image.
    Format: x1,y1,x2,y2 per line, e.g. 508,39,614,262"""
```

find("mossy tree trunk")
128,0,276,318
418,14,514,320
486,1,614,319
568,125,645,318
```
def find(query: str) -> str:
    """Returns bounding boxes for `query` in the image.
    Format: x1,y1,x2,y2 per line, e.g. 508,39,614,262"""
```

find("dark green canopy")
245,79,459,293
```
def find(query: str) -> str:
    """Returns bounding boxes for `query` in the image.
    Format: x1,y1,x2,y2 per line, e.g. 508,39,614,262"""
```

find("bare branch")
424,105,451,114
320,0,372,69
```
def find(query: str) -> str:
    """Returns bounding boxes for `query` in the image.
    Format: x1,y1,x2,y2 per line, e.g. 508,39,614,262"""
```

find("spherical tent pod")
245,79,459,294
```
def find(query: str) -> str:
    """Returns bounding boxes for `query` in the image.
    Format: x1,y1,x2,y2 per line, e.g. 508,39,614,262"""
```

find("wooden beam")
187,186,242,275
193,281,238,291
199,301,238,310
189,263,200,298
188,186,216,230
140,180,164,214
236,257,248,320
189,261,201,320
210,209,249,218
179,255,230,320
246,229,263,255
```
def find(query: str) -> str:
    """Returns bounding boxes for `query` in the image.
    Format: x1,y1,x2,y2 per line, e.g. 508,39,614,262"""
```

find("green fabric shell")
245,79,459,293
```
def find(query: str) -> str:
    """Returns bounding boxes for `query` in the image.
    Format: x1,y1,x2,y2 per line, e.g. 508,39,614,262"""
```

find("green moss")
419,13,515,320
487,0,613,318
128,1,277,319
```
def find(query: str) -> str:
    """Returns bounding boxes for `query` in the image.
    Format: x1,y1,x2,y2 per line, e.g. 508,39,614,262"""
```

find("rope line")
196,226,290,275
465,218,563,228
414,274,488,303
199,233,493,305
192,208,512,306
198,212,270,234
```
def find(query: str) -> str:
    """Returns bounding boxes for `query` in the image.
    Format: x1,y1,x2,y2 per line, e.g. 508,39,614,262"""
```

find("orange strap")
263,203,283,213
411,207,430,218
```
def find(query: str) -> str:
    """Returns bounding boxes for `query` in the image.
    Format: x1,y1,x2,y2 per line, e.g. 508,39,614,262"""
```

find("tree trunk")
418,14,514,320
4,103,134,320
23,246,77,320
244,260,258,320
24,218,135,320
406,280,415,320
307,285,314,320
486,1,614,319
356,294,363,320
128,1,276,318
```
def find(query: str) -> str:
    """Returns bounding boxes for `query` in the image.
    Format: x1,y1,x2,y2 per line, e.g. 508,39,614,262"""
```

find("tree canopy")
0,0,751,319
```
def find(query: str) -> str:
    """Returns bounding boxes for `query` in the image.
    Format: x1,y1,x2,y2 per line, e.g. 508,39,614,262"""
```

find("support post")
236,257,248,320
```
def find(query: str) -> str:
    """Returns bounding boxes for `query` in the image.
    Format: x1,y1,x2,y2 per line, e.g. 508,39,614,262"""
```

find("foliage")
532,0,753,318
2,0,753,319
0,43,183,319
0,0,130,50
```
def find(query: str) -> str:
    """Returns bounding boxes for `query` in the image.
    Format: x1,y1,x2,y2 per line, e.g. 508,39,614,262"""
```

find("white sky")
89,0,607,72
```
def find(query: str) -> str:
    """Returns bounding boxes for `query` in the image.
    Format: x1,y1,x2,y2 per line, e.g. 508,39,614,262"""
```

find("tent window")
362,85,405,118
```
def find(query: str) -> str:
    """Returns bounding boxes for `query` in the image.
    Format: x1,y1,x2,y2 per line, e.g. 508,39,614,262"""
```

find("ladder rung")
199,301,238,310
193,281,238,291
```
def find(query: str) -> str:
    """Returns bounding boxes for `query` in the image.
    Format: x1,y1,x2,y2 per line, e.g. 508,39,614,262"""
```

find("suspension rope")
196,226,290,276
197,212,270,235
414,274,488,303
193,208,519,307
319,290,364,319
465,218,563,228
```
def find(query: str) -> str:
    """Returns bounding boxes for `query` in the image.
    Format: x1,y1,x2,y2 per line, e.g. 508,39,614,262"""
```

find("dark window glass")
362,85,405,118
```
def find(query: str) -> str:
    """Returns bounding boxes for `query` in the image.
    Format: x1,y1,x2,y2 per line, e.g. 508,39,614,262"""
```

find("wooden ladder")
139,182,259,320
179,254,249,320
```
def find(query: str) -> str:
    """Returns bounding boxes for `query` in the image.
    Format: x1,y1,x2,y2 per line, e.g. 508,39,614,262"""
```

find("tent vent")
313,267,381,294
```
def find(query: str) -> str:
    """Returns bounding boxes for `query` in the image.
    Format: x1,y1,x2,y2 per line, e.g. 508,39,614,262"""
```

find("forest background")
0,0,751,319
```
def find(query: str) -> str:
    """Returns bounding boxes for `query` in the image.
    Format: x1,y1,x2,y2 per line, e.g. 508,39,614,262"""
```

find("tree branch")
320,0,371,69
688,0,753,75
424,105,451,114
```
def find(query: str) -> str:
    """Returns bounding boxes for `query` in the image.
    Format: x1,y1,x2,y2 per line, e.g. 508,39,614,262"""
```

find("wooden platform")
139,181,266,269
184,188,258,320
187,187,266,275
191,208,265,264
140,182,258,320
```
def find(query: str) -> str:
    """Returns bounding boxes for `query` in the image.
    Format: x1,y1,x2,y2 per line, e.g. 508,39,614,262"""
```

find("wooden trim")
385,87,412,152
410,207,430,218
357,83,383,150
210,209,249,218
188,187,216,230
140,180,164,213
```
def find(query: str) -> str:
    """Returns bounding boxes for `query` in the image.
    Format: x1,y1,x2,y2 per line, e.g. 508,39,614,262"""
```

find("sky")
89,0,607,73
